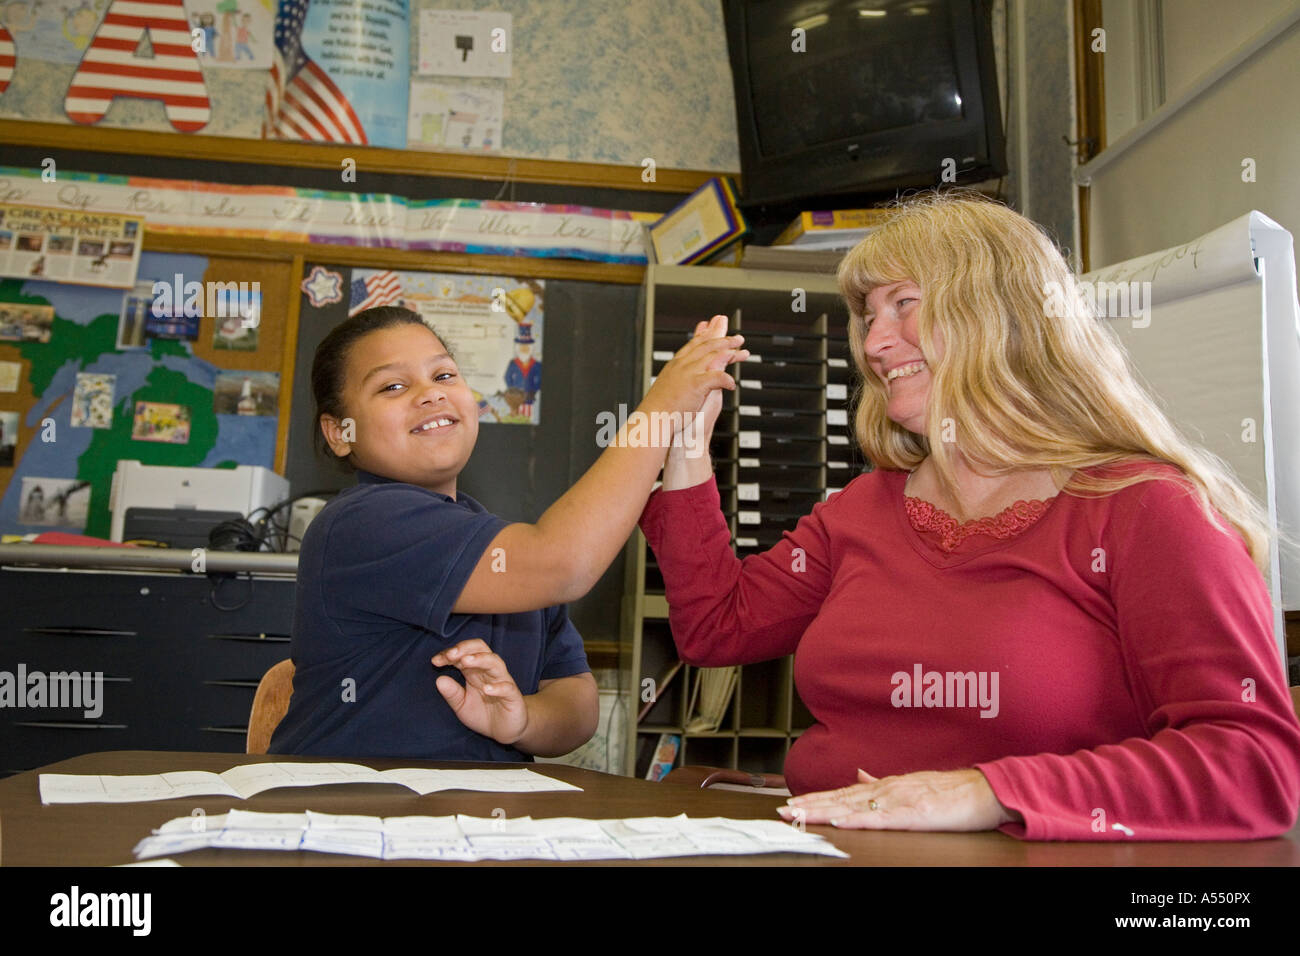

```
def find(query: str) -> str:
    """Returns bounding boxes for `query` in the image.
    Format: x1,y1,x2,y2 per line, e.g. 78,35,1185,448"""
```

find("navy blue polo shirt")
269,469,590,761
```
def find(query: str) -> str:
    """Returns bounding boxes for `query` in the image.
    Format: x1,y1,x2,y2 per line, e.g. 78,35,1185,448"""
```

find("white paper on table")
300,810,387,858
41,764,578,804
597,816,705,860
523,817,631,861
155,812,230,834
693,817,849,858
381,815,476,861
686,816,847,858
301,829,386,858
383,767,582,795
132,811,848,861
132,833,217,860
455,814,556,860
306,810,385,831
39,772,240,805
209,809,308,850
116,858,182,867
212,828,304,851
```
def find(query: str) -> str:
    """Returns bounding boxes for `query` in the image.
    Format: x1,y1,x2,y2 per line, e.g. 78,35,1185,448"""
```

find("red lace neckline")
903,494,1055,553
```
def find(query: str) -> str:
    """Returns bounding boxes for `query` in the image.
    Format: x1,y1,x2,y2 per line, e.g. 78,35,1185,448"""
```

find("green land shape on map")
9,285,217,539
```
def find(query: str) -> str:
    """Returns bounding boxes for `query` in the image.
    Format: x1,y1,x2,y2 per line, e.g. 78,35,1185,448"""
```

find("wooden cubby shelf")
623,265,867,779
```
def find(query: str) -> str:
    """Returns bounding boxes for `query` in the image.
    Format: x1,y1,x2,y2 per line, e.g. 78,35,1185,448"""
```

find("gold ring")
868,799,879,811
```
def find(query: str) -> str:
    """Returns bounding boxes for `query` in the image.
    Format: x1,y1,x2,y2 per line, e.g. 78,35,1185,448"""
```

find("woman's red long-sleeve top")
638,463,1300,840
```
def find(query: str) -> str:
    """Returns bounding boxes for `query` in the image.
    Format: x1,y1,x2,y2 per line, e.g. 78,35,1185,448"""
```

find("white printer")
109,460,290,549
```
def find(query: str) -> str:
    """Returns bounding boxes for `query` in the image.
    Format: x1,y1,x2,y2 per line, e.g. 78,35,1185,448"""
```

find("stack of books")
772,208,893,250
736,207,893,272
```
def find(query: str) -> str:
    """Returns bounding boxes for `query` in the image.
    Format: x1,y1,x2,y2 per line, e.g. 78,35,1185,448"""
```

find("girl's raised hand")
690,315,732,443
642,314,747,422
432,639,529,745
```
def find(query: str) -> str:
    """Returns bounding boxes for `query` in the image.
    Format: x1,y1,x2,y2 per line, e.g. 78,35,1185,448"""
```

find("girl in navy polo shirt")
270,306,745,761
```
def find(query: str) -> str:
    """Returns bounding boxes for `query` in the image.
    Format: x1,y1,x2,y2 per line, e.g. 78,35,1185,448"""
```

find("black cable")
206,489,338,554
209,573,254,611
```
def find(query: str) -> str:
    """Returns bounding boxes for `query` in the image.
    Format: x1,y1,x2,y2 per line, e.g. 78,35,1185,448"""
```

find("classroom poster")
189,0,274,70
0,204,144,289
306,264,544,425
264,0,410,148
407,81,503,151
417,9,511,78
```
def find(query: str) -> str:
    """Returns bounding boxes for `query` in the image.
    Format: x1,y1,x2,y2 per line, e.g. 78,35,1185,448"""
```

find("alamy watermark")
890,662,999,718
594,404,707,458
1043,278,1152,328
151,274,261,328
49,886,150,935
0,663,103,718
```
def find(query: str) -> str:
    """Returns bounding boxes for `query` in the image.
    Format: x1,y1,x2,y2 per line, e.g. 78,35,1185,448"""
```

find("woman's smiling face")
321,322,479,497
862,279,944,436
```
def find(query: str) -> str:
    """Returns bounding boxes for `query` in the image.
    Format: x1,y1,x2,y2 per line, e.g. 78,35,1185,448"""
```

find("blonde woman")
641,193,1300,840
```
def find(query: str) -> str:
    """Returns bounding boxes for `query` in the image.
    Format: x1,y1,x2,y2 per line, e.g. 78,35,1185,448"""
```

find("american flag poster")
266,0,409,148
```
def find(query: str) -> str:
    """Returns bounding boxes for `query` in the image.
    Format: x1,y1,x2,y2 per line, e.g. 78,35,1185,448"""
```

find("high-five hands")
776,768,1022,831
691,314,732,441
659,314,736,489
643,314,747,426
432,639,528,745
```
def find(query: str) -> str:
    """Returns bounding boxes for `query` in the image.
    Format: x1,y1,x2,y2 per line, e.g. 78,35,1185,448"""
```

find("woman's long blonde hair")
837,190,1276,574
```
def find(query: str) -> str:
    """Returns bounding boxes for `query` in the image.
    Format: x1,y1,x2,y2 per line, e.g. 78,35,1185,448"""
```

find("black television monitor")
723,0,1007,212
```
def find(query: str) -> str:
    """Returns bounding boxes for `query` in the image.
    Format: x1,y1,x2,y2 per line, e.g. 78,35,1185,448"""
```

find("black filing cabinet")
0,566,295,776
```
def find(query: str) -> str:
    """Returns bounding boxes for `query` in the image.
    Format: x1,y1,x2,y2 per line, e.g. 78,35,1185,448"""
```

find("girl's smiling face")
320,323,479,497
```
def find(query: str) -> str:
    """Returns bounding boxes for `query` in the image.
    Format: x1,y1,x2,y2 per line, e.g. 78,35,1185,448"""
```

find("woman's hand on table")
776,768,1024,831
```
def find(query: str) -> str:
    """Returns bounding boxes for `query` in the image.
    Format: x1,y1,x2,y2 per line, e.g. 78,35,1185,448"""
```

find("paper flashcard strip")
39,764,581,804
131,811,849,862
381,767,583,795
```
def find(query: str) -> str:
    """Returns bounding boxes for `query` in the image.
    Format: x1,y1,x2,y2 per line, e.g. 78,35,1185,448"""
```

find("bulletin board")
0,0,740,174
0,250,294,539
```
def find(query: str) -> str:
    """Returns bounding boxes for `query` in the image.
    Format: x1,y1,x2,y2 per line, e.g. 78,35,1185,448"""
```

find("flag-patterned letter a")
0,25,15,95
65,0,210,132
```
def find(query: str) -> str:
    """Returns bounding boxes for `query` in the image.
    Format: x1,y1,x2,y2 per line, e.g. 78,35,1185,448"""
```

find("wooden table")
2,751,1298,866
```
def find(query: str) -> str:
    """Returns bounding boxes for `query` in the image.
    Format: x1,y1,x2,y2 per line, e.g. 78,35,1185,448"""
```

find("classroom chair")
666,765,791,796
246,659,295,754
